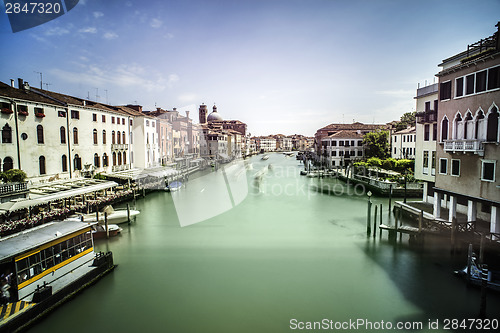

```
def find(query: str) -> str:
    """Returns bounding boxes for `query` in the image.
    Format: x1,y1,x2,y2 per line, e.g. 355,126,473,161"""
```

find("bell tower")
199,103,207,124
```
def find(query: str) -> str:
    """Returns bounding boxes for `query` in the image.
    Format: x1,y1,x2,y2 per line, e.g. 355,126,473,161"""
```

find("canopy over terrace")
103,167,179,181
29,178,118,202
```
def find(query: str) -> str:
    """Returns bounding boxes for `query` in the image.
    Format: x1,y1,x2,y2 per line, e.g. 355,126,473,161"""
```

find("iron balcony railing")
443,139,484,156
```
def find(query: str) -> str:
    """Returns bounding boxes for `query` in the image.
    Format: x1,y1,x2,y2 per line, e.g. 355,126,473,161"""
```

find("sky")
1,0,499,136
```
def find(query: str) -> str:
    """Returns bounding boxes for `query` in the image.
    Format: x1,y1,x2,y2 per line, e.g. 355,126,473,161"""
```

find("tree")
0,169,27,183
363,130,389,159
396,111,416,131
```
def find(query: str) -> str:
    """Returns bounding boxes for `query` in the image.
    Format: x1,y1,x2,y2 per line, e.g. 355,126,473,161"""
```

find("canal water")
29,154,500,332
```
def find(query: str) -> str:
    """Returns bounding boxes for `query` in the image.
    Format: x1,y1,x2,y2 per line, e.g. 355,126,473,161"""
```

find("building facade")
391,126,416,159
433,23,500,236
415,83,439,202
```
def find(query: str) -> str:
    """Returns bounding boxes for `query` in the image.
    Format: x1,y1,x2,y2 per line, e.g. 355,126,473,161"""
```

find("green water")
28,154,500,332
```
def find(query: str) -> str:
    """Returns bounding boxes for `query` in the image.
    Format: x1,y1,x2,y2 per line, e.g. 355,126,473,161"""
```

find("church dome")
207,105,223,122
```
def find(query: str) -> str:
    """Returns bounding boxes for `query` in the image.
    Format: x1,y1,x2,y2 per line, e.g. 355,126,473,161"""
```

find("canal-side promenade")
23,154,500,333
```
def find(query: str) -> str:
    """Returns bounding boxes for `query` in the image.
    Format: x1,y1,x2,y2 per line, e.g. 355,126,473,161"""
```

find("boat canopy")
0,220,94,262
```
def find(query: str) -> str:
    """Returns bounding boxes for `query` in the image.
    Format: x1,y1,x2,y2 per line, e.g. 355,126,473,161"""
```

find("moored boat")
78,205,140,224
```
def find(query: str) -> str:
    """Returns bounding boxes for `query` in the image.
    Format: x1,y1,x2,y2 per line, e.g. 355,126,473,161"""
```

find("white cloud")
164,33,174,39
79,27,97,34
45,26,70,36
178,94,197,103
93,11,104,19
150,18,163,29
103,32,118,40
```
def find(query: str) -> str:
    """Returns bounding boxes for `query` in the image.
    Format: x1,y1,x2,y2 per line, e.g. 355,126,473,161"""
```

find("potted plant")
1,108,13,114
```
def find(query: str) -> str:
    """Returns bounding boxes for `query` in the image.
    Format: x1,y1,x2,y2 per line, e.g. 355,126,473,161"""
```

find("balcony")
444,139,484,156
416,110,437,124
0,181,29,199
112,165,130,172
111,144,128,151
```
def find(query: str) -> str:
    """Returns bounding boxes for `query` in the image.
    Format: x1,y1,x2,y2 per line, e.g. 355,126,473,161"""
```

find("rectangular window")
431,151,436,175
394,136,397,142
439,158,448,175
92,113,97,121
425,101,431,112
476,70,487,93
465,74,475,95
339,141,344,146
357,140,362,146
423,151,429,174
403,136,406,143
122,118,125,125
487,66,500,90
432,124,437,141
102,115,106,122
451,159,460,176
357,150,362,156
331,151,336,157
112,116,115,124
481,160,495,182
440,81,451,100
456,77,464,97
394,147,396,154
332,141,337,146
71,110,79,119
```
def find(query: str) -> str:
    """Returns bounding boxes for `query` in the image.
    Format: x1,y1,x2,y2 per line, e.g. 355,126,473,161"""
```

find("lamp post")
367,190,372,236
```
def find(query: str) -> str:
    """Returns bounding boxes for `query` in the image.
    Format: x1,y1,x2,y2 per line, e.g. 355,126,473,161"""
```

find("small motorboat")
300,170,308,175
166,181,182,192
79,205,140,224
92,224,122,239
261,154,269,160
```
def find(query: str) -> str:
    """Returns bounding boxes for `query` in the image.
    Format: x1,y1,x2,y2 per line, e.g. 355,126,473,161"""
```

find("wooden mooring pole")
366,196,372,237
466,243,473,286
373,205,377,238
127,203,131,224
479,265,488,318
479,234,485,265
104,212,109,239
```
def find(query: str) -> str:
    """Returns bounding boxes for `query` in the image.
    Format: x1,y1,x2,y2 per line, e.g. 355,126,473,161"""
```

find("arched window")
103,153,108,167
117,152,122,165
103,130,106,144
117,130,121,144
123,151,126,165
475,110,486,140
3,157,13,172
94,153,100,167
122,131,126,144
112,152,117,166
2,124,12,143
486,106,499,142
73,127,78,144
464,111,474,140
112,131,115,144
74,154,82,170
37,125,44,144
453,113,463,140
62,155,68,172
39,156,46,175
93,129,98,144
441,116,449,141
60,126,66,144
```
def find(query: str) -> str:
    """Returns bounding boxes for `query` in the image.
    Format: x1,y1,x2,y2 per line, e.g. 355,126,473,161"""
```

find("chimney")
186,111,190,119
10,79,14,87
18,78,23,89
496,21,500,51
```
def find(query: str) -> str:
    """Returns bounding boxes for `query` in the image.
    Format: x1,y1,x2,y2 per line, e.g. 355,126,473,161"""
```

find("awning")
30,179,118,202
0,198,45,213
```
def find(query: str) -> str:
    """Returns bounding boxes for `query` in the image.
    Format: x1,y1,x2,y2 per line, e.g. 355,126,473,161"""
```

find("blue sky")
1,0,499,136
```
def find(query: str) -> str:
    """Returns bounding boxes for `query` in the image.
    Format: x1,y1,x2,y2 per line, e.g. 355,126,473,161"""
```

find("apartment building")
433,23,500,235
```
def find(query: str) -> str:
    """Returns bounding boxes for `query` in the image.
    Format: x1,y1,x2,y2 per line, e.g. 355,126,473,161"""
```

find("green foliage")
394,159,414,173
381,158,396,170
1,169,27,183
395,112,416,131
363,130,389,159
93,173,107,180
366,157,382,168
